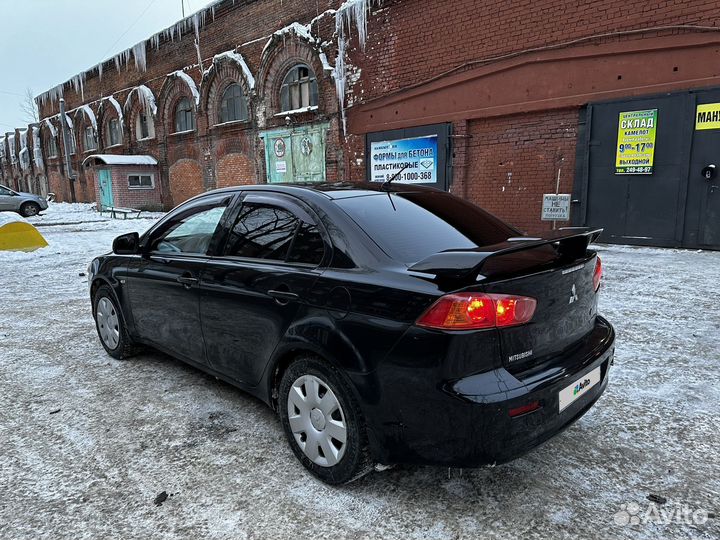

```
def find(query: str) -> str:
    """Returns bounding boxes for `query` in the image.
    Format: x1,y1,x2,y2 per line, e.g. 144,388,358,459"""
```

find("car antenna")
382,163,411,192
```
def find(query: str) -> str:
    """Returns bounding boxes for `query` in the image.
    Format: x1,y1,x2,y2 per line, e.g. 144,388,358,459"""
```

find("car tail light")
593,256,602,292
416,293,537,330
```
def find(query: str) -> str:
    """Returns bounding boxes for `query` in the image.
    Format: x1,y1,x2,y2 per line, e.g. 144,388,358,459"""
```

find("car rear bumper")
361,316,615,467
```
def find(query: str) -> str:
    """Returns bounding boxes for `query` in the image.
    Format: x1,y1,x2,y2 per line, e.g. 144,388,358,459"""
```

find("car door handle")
268,289,299,304
176,275,199,288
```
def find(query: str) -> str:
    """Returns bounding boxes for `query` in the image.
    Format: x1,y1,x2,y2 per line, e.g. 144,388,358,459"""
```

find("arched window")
46,134,58,158
135,112,155,140
83,126,97,152
218,84,248,124
175,97,196,132
280,64,318,112
105,118,121,147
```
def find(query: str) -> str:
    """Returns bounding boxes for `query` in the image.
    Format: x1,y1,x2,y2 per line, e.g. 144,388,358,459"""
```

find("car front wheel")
279,355,373,484
93,285,137,359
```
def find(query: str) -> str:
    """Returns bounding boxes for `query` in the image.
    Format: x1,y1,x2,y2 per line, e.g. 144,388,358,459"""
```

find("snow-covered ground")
0,204,718,540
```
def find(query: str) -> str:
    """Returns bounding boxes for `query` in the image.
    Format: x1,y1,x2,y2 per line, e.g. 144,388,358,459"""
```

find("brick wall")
461,109,579,235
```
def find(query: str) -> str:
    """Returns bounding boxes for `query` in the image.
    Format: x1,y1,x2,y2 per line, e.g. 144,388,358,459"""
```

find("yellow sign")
615,109,657,175
695,103,720,130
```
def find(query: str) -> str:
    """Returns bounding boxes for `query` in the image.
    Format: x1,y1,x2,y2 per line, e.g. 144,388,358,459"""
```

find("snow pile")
0,212,26,227
124,85,158,117
204,51,255,90
169,70,201,106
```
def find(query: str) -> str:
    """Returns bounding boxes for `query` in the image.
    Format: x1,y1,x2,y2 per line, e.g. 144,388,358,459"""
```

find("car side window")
223,201,325,265
286,222,324,265
0,186,12,196
225,203,299,261
151,203,228,255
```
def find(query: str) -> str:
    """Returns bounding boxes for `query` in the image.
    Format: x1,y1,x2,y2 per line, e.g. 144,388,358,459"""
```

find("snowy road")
0,204,718,540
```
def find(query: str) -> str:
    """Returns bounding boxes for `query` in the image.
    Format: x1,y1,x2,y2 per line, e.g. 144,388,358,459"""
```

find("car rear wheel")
19,202,41,217
279,355,373,484
93,285,138,360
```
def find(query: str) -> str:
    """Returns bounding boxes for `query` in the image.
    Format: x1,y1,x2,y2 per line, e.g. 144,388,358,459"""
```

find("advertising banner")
695,103,720,130
370,135,438,184
615,109,657,175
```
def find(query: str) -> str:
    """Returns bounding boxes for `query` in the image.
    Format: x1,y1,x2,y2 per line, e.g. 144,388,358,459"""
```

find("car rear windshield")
335,191,519,264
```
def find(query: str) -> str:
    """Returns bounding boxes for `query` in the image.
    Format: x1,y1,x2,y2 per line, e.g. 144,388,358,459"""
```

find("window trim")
127,173,155,190
216,192,330,268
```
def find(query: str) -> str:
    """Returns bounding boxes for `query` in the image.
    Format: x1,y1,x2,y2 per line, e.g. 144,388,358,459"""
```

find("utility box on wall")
365,123,452,191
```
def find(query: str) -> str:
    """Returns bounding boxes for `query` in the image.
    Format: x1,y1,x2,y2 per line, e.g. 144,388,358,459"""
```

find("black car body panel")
89,182,615,468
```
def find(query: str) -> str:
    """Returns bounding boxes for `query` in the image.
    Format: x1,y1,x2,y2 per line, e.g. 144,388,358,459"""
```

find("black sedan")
88,183,615,484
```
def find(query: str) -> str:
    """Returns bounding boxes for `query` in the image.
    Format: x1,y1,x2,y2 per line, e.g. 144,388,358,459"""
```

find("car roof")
204,181,445,202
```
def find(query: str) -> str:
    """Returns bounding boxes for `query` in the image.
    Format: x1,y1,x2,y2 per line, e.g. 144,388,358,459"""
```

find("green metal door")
98,169,114,209
262,123,327,183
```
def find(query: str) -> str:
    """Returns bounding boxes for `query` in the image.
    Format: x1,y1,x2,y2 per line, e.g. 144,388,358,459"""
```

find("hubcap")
287,374,347,467
96,297,120,350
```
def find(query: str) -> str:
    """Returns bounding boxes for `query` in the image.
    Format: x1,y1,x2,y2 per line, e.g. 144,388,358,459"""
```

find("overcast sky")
0,0,216,131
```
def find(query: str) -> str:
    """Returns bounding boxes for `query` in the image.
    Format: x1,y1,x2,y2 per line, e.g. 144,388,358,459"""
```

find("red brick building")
2,0,720,247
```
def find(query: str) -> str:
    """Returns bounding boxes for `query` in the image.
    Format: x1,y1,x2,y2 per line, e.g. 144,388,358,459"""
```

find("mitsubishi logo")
569,283,579,304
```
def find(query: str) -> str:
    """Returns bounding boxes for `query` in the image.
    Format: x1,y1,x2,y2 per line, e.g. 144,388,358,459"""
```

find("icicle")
124,85,157,117
132,42,147,72
78,105,98,130
334,0,381,136
98,61,103,81
70,73,86,101
8,134,16,165
32,126,44,171
43,118,58,138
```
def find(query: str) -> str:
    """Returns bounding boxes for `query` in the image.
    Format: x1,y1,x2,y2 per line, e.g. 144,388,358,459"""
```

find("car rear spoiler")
408,227,603,279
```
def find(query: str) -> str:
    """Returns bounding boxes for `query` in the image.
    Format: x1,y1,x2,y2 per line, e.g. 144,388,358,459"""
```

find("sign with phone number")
370,135,438,184
615,109,657,175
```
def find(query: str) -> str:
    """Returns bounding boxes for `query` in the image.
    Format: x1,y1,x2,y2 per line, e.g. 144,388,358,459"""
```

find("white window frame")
127,173,155,190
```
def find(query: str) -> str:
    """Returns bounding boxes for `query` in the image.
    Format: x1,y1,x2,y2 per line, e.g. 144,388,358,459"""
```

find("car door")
125,193,234,365
0,185,16,211
200,192,328,385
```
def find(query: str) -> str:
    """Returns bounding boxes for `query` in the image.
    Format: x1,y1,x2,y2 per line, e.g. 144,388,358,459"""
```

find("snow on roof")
123,85,158,116
43,118,58,138
262,22,317,59
204,50,255,90
76,105,98,130
82,154,158,167
169,70,201,106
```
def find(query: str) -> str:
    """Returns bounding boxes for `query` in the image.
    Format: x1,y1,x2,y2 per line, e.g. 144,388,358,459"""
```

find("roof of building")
82,154,158,167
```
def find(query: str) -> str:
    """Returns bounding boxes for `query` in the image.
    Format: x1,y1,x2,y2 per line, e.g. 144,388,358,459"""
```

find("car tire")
92,285,138,360
279,355,374,485
19,202,41,217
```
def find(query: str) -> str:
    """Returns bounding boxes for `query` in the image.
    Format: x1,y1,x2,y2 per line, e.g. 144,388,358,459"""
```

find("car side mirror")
112,232,140,255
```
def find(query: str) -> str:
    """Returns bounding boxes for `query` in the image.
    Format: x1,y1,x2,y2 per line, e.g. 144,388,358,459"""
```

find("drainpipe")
58,98,77,202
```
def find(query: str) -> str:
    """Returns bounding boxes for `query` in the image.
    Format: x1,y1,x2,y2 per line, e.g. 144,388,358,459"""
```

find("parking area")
0,205,718,540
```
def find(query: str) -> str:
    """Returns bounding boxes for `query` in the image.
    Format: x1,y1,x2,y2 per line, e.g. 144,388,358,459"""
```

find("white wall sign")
541,194,571,221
